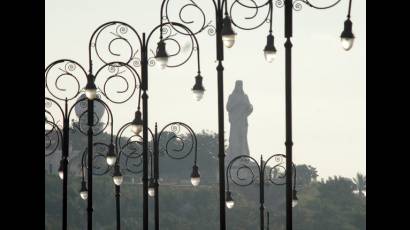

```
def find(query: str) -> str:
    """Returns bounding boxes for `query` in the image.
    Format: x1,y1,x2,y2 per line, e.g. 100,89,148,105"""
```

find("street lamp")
109,119,146,230
106,143,117,166
221,14,237,48
131,110,143,135
264,34,277,63
191,165,201,186
85,75,97,100
225,191,234,209
144,122,200,230
192,74,206,101
58,159,65,180
46,61,136,230
226,154,297,230
45,62,89,230
80,180,89,200
154,40,170,69
113,164,124,186
87,20,203,230
162,1,355,229
340,0,355,51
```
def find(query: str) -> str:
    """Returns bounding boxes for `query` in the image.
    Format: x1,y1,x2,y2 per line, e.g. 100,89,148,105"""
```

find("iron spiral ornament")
94,61,141,104
148,23,198,68
45,98,65,157
226,154,296,188
230,0,272,31
81,143,112,176
158,122,198,160
90,22,142,67
90,21,201,71
227,155,259,187
162,0,216,36
45,118,62,157
71,97,113,136
114,122,147,175
45,59,88,101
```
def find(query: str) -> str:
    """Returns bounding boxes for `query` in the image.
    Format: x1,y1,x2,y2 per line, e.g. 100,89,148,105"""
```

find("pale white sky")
45,0,366,179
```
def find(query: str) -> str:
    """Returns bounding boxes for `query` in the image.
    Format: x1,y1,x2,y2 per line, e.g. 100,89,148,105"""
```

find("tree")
352,173,366,197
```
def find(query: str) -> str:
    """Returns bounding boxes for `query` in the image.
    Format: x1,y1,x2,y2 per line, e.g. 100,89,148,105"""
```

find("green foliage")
46,131,366,229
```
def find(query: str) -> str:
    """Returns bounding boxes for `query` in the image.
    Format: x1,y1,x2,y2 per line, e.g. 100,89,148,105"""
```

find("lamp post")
47,19,202,230
88,20,203,230
225,154,297,230
45,59,89,230
144,122,200,230
46,54,141,230
162,0,355,229
109,115,146,230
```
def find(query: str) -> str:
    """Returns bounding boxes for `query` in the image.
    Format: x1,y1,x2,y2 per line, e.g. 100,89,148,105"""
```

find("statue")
226,80,253,160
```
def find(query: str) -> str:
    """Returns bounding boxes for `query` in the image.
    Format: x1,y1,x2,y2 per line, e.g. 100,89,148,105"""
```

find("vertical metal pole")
154,123,159,230
284,1,293,230
260,156,265,230
87,97,94,230
115,185,121,230
216,1,226,230
62,99,69,230
141,33,149,230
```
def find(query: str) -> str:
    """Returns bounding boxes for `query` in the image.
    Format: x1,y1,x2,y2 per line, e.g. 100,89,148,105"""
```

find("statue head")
233,80,244,94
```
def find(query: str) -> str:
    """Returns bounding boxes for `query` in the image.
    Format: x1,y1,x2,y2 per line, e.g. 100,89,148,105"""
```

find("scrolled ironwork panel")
163,0,216,36
45,60,87,101
158,122,197,160
227,155,260,187
94,62,141,104
90,22,142,67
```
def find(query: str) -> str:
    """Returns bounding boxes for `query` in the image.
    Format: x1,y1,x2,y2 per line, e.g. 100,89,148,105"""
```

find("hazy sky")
45,0,366,179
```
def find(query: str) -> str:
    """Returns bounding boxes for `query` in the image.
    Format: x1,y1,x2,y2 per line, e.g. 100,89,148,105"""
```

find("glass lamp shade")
58,161,64,180
226,200,235,209
148,187,155,197
106,155,117,166
225,191,234,209
131,110,143,135
80,181,88,200
113,175,123,186
58,170,64,180
155,40,169,69
191,165,201,186
341,37,354,51
80,190,88,200
221,16,236,48
340,19,355,51
156,57,169,69
191,176,200,187
106,144,117,166
292,199,298,207
264,50,277,63
264,34,277,63
85,89,97,100
131,124,143,135
113,166,123,186
222,34,236,48
292,190,298,207
192,74,205,101
148,179,156,197
192,90,204,101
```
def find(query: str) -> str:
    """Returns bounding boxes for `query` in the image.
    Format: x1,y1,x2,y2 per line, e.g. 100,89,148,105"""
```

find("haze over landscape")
45,0,366,179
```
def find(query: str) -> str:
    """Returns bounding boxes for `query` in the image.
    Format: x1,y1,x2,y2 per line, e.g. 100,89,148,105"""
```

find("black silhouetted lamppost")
87,20,203,230
45,78,89,230
161,1,355,229
145,122,200,230
46,53,141,230
47,18,203,230
225,154,297,230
